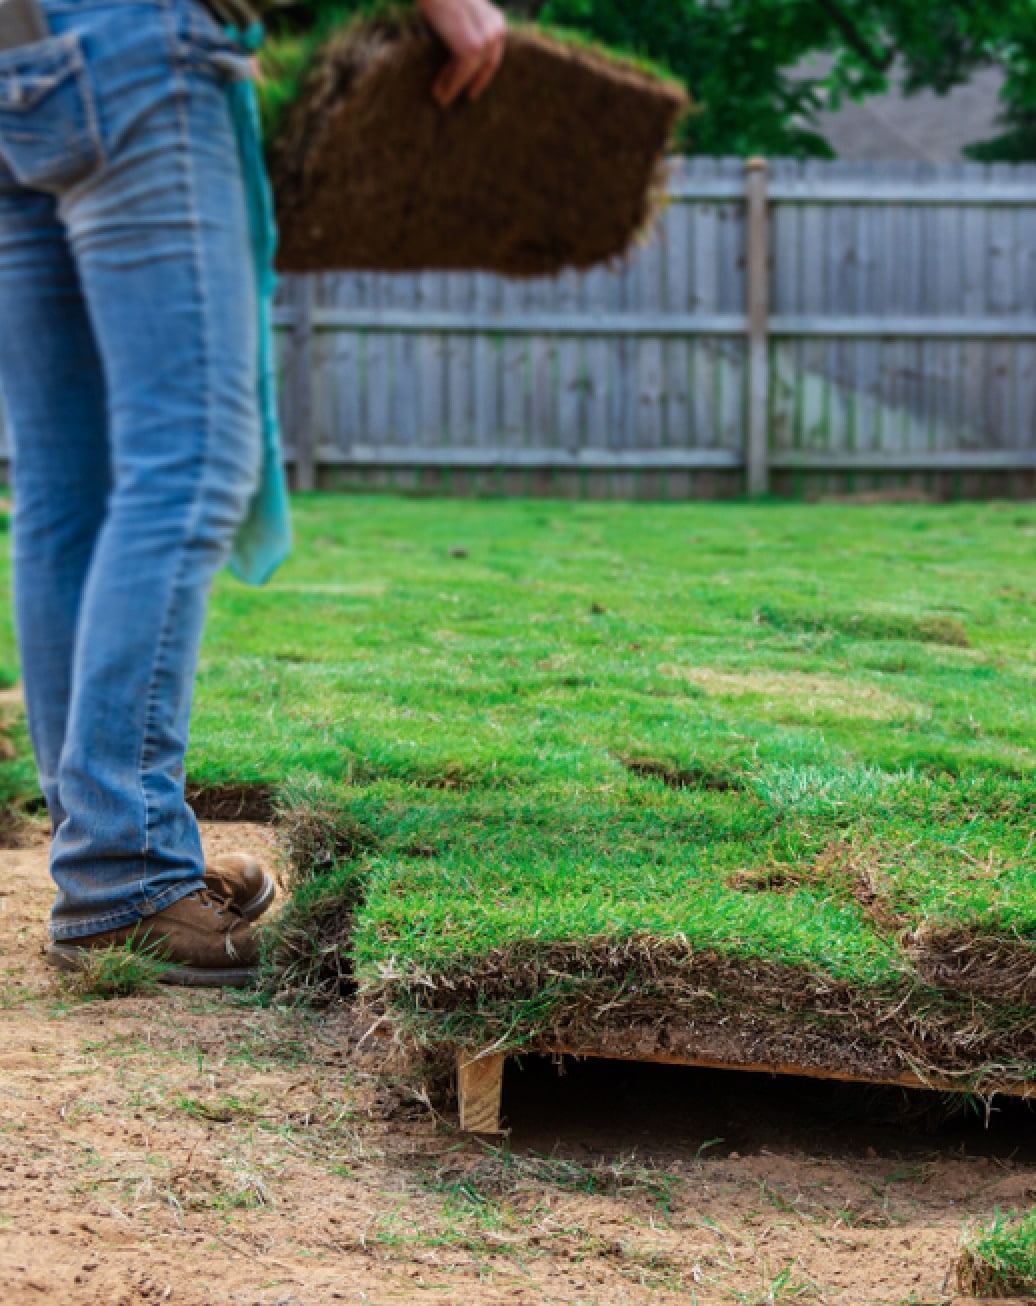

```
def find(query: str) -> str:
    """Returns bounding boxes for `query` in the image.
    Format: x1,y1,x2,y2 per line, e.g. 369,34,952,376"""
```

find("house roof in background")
807,64,1004,161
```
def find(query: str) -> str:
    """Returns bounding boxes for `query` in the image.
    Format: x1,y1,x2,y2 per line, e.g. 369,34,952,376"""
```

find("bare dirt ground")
2,823,1036,1305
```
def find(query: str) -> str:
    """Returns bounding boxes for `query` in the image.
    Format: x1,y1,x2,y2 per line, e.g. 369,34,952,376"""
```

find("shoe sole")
239,872,276,923
45,944,256,989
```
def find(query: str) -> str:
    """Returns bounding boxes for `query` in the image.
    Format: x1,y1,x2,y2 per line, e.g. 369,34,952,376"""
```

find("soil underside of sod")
270,17,687,275
368,938,1036,1091
3,499,1036,1094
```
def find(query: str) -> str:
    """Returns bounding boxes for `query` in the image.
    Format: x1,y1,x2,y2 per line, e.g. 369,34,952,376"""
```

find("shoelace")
179,889,249,964
190,886,245,923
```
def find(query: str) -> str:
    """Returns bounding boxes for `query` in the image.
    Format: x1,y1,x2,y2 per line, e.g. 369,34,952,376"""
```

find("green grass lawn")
3,497,1036,1084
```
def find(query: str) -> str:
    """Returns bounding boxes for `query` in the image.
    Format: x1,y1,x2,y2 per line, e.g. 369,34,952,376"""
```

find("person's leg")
0,187,110,832
0,0,260,939
48,0,261,939
0,181,274,948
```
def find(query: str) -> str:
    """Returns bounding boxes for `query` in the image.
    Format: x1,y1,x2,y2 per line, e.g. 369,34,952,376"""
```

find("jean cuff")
48,877,206,941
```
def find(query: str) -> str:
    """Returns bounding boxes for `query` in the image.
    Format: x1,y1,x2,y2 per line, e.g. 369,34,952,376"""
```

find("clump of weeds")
60,940,174,999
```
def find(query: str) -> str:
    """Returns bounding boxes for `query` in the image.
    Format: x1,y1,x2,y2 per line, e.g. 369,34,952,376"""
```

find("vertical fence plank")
614,248,636,489
310,274,332,472
447,272,476,472
610,246,635,497
499,272,527,469
337,272,366,461
363,273,390,461
664,161,692,497
1016,164,1036,470
905,164,929,475
961,165,988,456
635,215,665,461
690,157,720,452
881,164,907,471
664,161,691,454
918,179,935,465
529,274,556,474
274,282,293,465
854,162,880,475
557,267,584,458
988,163,1017,456
287,275,316,491
389,271,418,466
919,170,941,463
800,160,828,464
938,166,964,461
769,158,800,468
745,158,769,496
717,157,746,461
417,271,446,454
828,176,856,468
583,263,610,453
474,271,499,468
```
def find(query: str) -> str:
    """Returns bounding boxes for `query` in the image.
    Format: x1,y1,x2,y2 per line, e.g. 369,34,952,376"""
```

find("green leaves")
532,0,1036,157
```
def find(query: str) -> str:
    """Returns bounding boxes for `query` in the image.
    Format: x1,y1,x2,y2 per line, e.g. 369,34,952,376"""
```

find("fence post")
287,275,316,492
744,158,770,497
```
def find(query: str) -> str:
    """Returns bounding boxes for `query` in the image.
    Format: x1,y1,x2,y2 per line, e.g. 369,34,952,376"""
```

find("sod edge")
359,936,1036,1095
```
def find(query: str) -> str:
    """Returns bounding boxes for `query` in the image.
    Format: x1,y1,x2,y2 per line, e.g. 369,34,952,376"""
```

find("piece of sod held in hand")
268,15,689,277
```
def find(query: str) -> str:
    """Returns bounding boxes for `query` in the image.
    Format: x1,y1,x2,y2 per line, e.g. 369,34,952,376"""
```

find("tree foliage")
530,0,1036,159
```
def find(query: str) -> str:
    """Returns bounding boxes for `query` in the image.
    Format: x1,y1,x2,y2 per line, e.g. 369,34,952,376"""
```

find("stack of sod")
265,13,689,275
231,500,1036,1102
269,772,1036,1097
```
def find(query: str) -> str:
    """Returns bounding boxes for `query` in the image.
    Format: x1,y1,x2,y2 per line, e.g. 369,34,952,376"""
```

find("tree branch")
815,0,894,73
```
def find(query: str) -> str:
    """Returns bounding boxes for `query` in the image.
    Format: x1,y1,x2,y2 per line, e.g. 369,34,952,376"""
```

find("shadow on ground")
503,1054,1036,1165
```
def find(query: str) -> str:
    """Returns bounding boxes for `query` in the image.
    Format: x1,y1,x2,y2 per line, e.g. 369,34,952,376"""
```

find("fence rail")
6,156,1036,498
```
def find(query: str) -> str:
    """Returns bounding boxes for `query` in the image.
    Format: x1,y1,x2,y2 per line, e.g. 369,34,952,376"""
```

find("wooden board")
457,1052,506,1134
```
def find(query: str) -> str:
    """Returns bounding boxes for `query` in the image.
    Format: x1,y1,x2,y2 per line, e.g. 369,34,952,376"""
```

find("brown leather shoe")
204,852,275,922
46,888,258,988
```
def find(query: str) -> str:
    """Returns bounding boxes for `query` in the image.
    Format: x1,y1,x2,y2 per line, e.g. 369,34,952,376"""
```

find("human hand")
417,0,507,106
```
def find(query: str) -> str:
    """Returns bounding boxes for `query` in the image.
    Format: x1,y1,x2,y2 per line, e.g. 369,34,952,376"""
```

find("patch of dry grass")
658,665,920,722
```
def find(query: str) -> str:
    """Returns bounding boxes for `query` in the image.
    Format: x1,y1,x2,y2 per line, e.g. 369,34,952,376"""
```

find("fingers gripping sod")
418,0,506,106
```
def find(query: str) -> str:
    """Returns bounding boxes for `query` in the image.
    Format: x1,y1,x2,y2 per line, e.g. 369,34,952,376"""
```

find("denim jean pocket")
0,32,104,189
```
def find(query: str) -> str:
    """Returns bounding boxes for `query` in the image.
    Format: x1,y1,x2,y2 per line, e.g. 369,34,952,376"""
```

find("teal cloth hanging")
224,26,293,586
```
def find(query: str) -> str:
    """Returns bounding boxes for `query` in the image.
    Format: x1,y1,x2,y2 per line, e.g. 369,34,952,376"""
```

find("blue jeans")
0,0,260,939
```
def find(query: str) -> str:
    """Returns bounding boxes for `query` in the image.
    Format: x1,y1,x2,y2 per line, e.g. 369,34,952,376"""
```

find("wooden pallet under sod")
456,1047,1036,1134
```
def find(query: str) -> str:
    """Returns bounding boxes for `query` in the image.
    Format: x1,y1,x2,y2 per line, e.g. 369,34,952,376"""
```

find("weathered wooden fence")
6,157,1036,498
275,157,1036,498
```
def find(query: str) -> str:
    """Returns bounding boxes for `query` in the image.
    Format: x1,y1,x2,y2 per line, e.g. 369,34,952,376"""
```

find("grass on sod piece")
2,498,1036,1089
267,12,688,275
957,1209,1036,1297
